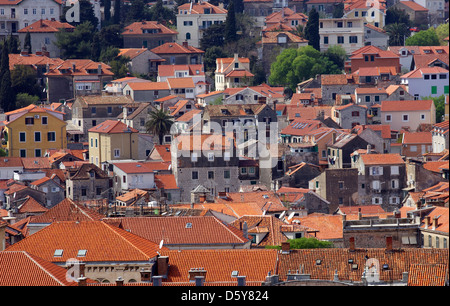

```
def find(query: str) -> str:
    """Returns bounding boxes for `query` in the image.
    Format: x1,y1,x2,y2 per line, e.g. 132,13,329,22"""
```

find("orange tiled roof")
423,161,448,173
360,153,404,165
18,196,48,214
400,1,428,11
88,120,138,134
401,67,449,79
104,216,249,246
277,248,448,283
420,206,449,233
0,251,81,286
381,100,433,112
350,45,398,59
151,42,204,55
154,174,179,190
18,19,75,33
127,81,170,91
408,264,448,286
45,59,114,76
177,1,227,14
402,131,432,144
173,202,264,218
216,191,287,213
151,144,172,162
167,77,195,89
159,249,277,283
291,213,343,240
6,221,163,263
112,161,171,174
29,198,104,223
122,20,178,35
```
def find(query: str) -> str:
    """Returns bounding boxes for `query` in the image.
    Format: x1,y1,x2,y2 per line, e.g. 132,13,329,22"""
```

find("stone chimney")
189,268,207,281
182,41,189,48
98,64,102,75
195,276,205,286
386,236,393,252
242,221,248,240
425,215,431,229
115,276,124,286
156,256,169,277
140,268,152,282
152,275,163,286
349,237,355,251
237,275,246,286
281,241,290,254
77,276,87,286
432,216,439,230
0,221,6,251
367,144,371,154
357,208,362,220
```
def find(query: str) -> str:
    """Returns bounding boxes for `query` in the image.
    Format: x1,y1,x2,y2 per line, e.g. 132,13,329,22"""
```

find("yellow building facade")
4,105,67,158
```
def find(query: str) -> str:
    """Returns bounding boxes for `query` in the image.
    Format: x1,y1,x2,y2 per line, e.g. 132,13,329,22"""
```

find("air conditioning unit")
34,115,40,119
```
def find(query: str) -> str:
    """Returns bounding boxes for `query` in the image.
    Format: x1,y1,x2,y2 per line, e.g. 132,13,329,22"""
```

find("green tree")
332,3,344,18
149,0,176,24
405,28,440,46
385,7,411,27
436,23,449,46
265,238,333,249
100,47,130,79
269,46,341,91
63,0,99,29
422,95,446,123
234,0,244,13
385,22,410,46
145,108,174,145
304,8,320,51
0,70,16,112
204,46,229,72
24,31,32,53
113,0,122,25
11,65,42,97
200,23,226,51
55,21,95,59
224,0,237,43
7,34,20,54
104,0,111,24
325,45,347,71
15,93,40,108
126,0,150,22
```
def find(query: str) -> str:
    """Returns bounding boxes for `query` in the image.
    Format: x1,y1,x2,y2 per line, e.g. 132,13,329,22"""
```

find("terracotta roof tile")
400,1,428,11
88,120,138,134
0,251,81,286
104,216,249,246
177,1,227,14
122,21,178,35
112,161,171,174
423,161,448,173
159,249,277,283
402,131,432,144
6,221,163,263
216,191,287,213
30,198,104,223
291,213,343,240
18,196,48,214
360,153,405,165
381,100,433,112
18,19,75,33
154,174,178,190
408,264,448,286
151,42,204,55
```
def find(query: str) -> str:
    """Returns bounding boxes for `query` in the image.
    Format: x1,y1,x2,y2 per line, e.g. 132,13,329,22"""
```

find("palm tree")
145,108,174,145
385,23,410,46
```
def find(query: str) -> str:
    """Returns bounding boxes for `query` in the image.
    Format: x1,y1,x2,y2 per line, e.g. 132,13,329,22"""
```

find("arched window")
186,32,191,40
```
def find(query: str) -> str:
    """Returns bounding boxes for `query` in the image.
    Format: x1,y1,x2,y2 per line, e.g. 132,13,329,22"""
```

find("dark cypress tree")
0,44,15,112
7,34,20,54
104,0,111,23
224,0,237,43
24,31,32,53
305,8,320,51
234,0,244,14
113,0,121,25
0,42,8,82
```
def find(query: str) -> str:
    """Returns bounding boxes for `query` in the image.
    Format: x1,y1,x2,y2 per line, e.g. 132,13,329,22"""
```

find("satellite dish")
159,240,164,249
262,210,266,216
287,212,296,221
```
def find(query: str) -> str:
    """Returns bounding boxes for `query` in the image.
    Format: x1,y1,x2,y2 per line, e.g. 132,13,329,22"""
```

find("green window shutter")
444,86,449,94
431,86,437,94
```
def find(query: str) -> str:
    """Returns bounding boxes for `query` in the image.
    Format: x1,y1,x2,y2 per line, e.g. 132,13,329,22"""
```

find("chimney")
367,144,371,154
140,268,152,282
98,64,102,75
349,237,355,251
189,268,207,281
242,221,248,239
72,63,76,71
425,215,431,229
357,208,362,220
156,256,169,277
332,132,336,144
234,53,239,64
195,276,205,286
199,195,206,203
77,276,87,286
182,41,189,48
386,236,393,251
432,216,439,230
281,241,290,254
115,276,124,286
394,210,401,218
237,275,246,286
0,221,6,251
152,275,163,286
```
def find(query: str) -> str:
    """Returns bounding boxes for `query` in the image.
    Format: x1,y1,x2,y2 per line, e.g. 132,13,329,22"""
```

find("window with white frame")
402,114,409,122
385,114,392,122
114,149,120,158
207,152,214,161
391,166,399,175
191,152,198,162
391,179,399,189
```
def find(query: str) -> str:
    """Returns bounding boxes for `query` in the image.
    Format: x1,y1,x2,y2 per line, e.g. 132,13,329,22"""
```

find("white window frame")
391,166,399,175
19,132,26,143
385,114,392,122
114,149,120,158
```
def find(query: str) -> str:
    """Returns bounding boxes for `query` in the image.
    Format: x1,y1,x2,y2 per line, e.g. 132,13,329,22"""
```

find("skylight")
77,249,87,257
186,223,193,229
54,249,63,257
